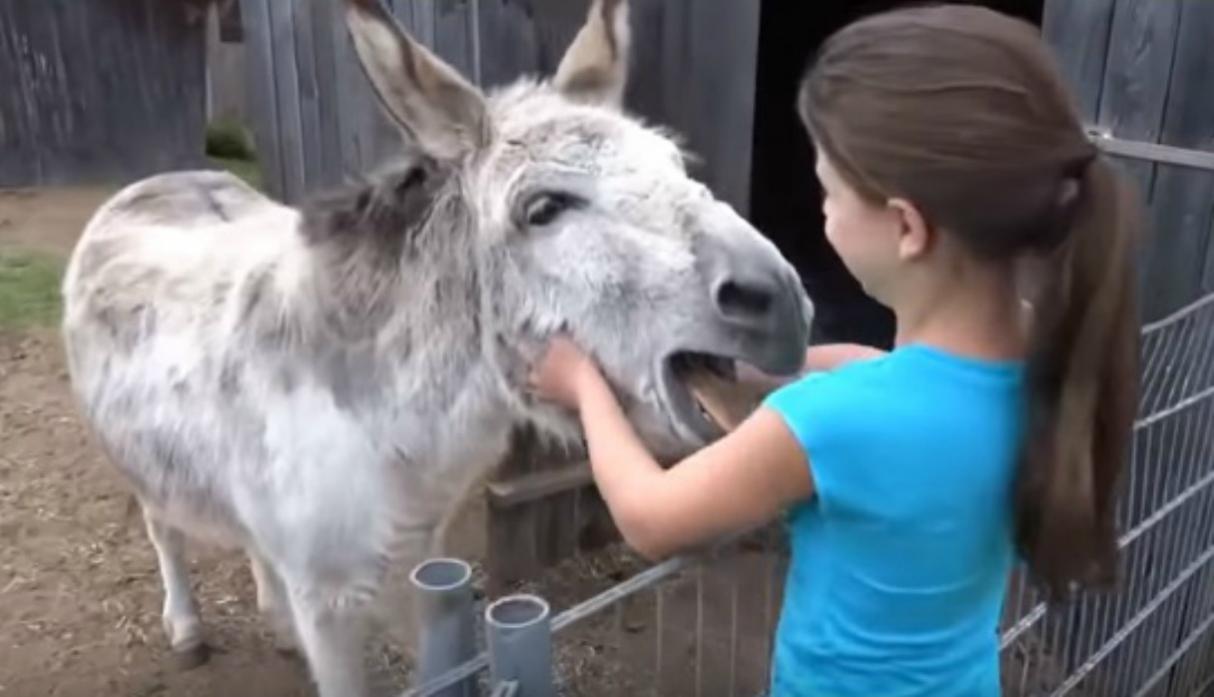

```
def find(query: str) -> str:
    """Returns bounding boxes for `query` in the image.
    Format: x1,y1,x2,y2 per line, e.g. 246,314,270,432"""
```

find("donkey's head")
344,0,812,456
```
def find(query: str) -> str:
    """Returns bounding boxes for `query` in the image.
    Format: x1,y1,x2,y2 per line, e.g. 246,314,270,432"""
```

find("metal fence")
394,134,1214,697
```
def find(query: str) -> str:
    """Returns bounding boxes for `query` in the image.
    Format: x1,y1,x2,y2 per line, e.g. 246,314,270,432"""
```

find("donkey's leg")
285,582,373,697
142,508,209,667
248,550,298,654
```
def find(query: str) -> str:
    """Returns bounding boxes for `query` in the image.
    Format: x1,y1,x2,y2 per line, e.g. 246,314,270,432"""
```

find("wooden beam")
487,462,594,509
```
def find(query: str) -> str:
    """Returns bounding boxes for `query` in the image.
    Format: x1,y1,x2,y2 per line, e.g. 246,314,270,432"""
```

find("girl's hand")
528,334,602,410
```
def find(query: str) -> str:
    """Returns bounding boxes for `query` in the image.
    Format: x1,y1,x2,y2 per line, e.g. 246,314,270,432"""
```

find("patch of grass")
205,119,256,160
208,156,264,192
0,247,64,330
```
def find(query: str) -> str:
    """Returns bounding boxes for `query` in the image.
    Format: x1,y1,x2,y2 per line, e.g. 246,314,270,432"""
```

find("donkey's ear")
345,0,489,159
553,0,630,107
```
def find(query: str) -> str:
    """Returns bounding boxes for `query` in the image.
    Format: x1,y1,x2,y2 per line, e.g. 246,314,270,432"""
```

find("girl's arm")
533,337,814,560
735,342,887,394
804,342,887,372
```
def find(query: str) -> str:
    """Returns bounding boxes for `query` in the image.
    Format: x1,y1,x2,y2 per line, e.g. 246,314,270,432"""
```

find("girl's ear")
887,197,932,260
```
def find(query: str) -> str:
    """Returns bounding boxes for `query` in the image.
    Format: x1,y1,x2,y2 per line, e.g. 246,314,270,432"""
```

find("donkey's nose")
712,276,778,324
704,238,798,330
699,237,809,369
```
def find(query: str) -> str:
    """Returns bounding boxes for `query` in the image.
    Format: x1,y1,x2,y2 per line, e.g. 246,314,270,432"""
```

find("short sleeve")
761,366,877,514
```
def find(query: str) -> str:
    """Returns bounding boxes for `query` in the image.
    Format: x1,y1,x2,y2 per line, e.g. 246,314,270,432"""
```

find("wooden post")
485,425,618,597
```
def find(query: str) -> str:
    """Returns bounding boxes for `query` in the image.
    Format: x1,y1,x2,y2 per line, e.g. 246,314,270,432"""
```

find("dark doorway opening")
748,0,1045,349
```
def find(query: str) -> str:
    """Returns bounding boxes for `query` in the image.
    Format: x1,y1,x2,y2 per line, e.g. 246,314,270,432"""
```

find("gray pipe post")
409,558,477,697
485,593,555,697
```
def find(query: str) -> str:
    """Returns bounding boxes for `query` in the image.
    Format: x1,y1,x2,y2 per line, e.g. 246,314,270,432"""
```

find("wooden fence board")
433,0,477,80
241,0,285,198
683,0,759,213
1042,0,1115,120
267,0,306,202
328,0,365,179
308,0,344,190
0,0,206,188
1095,0,1180,195
1151,2,1214,297
1096,0,1182,322
290,0,324,193
475,0,541,89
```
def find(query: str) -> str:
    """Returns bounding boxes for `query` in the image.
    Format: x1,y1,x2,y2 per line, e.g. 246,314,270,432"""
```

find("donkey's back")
61,169,300,540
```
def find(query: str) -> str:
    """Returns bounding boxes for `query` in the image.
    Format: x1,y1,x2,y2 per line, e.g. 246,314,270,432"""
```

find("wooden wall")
0,0,208,188
1043,1,1214,691
1044,0,1214,323
206,2,249,125
239,0,760,213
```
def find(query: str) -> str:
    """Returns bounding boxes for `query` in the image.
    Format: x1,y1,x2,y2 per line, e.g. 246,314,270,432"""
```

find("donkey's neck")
288,161,514,438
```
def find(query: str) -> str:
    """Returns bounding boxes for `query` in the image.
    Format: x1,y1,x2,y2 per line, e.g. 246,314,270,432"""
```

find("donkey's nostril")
714,279,775,320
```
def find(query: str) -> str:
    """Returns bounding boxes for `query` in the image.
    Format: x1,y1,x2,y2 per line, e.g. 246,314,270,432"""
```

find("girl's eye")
525,192,582,227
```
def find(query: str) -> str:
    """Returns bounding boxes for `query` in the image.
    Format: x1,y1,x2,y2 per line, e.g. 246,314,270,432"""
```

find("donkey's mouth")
663,352,764,443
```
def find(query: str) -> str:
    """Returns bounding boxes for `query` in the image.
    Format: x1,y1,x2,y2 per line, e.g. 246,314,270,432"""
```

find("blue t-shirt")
762,344,1025,697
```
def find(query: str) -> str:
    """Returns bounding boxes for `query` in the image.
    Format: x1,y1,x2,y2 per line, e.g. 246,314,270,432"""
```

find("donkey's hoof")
171,641,212,671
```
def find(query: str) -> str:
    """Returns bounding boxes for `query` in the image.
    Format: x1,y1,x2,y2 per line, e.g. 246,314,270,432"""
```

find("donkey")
60,0,812,694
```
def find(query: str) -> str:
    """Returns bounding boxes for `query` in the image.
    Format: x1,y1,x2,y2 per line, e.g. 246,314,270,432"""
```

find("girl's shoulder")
762,344,1024,438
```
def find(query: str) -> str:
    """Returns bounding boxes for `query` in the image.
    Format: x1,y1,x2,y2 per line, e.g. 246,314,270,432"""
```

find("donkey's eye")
524,192,581,228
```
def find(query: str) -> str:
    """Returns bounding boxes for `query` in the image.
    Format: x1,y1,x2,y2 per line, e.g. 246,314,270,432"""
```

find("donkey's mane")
279,152,480,343
298,153,461,264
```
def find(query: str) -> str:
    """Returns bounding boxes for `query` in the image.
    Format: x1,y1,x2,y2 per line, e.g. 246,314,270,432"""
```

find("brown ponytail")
1017,155,1140,595
798,5,1143,596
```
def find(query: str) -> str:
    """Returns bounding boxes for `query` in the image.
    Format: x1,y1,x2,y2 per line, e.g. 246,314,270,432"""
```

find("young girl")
530,5,1141,696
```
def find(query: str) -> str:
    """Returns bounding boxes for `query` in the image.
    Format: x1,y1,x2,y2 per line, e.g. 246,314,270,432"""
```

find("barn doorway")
748,0,1045,349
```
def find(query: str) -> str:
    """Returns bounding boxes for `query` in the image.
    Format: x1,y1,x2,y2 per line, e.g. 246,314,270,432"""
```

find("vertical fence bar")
486,594,554,697
655,583,666,692
614,599,625,697
695,563,705,697
729,557,739,697
410,558,477,697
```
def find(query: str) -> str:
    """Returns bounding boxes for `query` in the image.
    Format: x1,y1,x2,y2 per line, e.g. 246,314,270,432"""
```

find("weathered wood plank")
0,0,205,188
307,0,343,190
328,0,365,178
1153,2,1214,297
1042,0,1116,120
342,1,406,177
1096,0,1181,196
267,0,306,202
523,0,588,73
0,2,26,184
403,0,433,49
433,0,476,79
162,2,208,174
535,486,577,566
486,427,544,595
241,0,285,199
486,462,593,508
290,0,324,194
1095,0,1182,324
683,0,759,213
475,0,540,89
38,1,78,183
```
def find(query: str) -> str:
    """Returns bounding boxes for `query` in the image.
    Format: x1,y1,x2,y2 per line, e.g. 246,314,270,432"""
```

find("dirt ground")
0,186,330,697
0,186,784,697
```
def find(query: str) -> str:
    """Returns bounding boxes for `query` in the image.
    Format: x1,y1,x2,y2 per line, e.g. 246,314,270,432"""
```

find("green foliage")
0,247,64,329
205,119,256,161
208,156,264,191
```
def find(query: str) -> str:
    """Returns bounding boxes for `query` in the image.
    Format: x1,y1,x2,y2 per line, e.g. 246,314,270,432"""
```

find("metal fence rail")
399,284,1214,697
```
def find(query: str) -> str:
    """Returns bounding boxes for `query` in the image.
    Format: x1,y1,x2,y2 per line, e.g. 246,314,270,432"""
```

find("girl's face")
814,151,906,306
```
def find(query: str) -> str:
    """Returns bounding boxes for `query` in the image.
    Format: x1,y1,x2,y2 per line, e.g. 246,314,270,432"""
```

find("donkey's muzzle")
699,232,813,375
